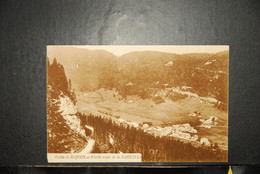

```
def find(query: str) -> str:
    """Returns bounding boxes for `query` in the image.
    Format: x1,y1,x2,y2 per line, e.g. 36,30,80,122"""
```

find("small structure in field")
200,138,211,146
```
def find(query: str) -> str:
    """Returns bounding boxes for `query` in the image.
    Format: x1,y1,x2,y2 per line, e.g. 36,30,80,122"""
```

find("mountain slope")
48,47,118,91
47,48,229,107
47,58,89,153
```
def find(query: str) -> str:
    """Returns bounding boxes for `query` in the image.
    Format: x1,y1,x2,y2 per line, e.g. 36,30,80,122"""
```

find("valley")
47,46,229,162
77,88,228,150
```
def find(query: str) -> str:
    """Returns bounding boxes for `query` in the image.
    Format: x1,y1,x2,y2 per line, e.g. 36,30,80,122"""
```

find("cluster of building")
144,123,199,141
116,117,212,146
199,116,218,129
189,111,219,129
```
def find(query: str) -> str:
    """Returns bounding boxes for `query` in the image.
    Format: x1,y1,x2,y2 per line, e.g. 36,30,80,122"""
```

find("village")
115,116,212,147
76,85,227,150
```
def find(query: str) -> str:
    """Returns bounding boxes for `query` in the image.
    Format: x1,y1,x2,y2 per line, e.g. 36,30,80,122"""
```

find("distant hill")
117,50,228,104
48,47,118,90
47,48,229,105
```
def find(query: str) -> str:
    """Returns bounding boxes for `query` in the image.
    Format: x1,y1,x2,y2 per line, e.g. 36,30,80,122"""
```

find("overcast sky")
49,45,229,57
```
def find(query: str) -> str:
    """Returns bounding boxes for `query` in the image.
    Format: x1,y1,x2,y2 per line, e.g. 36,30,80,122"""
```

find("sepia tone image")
47,46,228,162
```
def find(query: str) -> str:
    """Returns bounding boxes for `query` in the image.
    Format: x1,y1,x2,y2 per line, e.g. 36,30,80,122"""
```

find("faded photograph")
47,46,228,162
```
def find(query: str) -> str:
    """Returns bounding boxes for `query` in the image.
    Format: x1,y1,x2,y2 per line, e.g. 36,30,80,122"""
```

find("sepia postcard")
47,46,229,163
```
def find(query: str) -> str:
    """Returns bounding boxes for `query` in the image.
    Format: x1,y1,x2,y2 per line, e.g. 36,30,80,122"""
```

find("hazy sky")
73,45,229,56
48,45,229,57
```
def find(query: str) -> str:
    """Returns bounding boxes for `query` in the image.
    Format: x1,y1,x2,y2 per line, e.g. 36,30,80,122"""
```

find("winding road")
78,125,95,154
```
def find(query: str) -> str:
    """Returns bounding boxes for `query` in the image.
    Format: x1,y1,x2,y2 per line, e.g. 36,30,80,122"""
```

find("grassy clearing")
76,89,228,149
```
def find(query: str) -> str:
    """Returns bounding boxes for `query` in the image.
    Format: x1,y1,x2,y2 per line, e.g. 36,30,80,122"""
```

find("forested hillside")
47,58,87,153
48,48,228,110
47,54,228,162
117,51,228,108
48,47,118,91
77,113,227,162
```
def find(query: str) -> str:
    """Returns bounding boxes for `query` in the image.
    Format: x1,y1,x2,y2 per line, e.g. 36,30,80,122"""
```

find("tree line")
78,113,227,162
74,51,228,111
47,58,85,153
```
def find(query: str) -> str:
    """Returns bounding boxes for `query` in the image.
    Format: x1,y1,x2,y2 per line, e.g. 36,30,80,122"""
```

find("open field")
77,89,228,150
